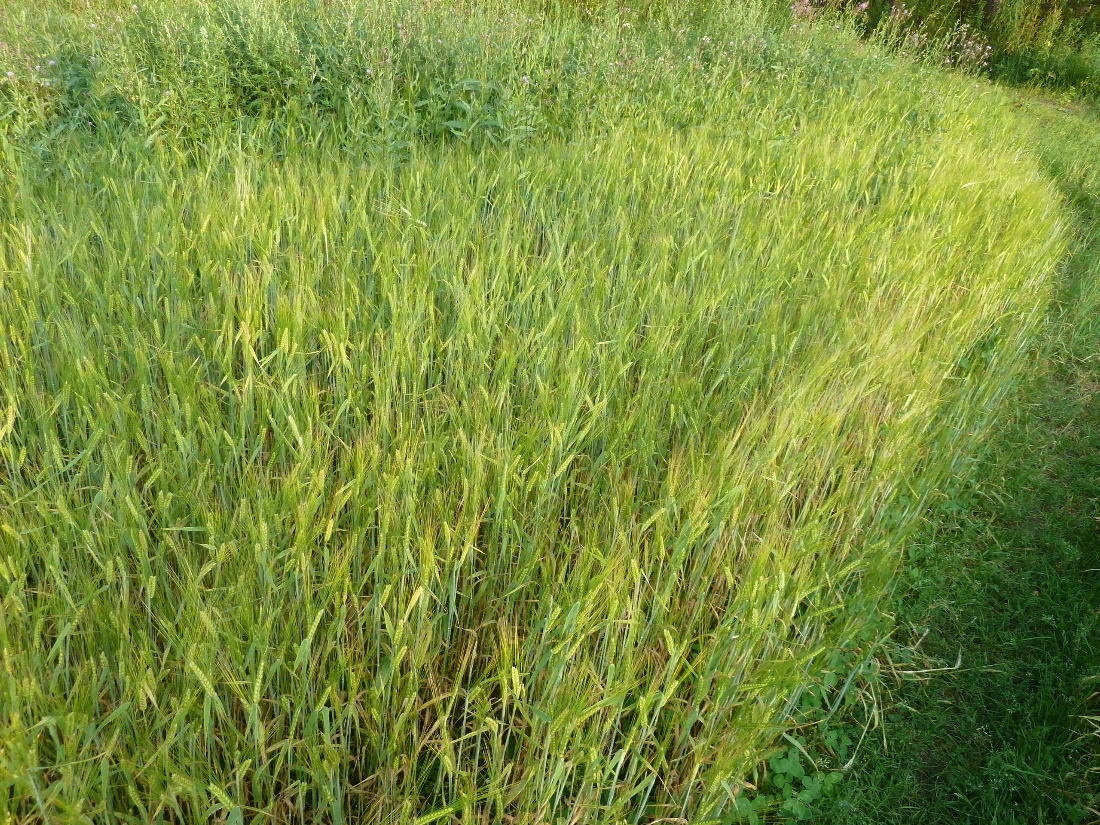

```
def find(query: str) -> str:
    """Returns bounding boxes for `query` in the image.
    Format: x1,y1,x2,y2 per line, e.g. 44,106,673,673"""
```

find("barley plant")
0,1,1069,823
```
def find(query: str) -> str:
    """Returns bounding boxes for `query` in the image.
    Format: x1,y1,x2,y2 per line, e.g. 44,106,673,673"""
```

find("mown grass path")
822,95,1100,825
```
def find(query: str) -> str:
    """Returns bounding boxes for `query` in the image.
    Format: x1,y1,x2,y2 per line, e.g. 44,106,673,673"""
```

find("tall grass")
0,1,1069,822
821,0,1100,95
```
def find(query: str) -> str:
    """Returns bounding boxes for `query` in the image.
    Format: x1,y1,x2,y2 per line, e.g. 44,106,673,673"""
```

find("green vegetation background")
0,1,1098,823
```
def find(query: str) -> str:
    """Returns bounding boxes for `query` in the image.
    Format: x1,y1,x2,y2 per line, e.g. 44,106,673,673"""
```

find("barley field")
0,1,1073,822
